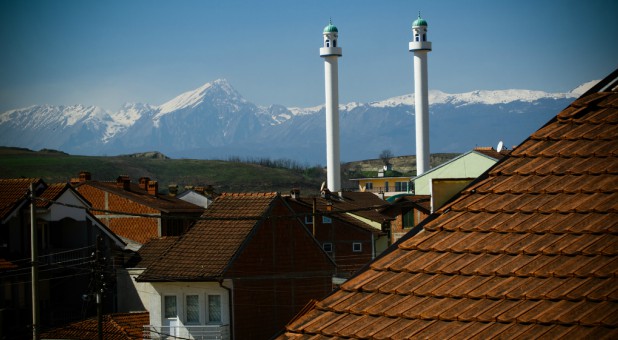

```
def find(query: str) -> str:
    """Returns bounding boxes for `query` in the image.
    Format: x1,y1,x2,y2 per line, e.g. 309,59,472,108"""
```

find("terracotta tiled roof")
0,178,41,221
385,194,431,214
76,181,204,213
281,74,618,338
332,191,392,223
473,146,510,159
137,193,279,281
38,182,71,208
125,236,179,268
40,312,149,340
285,196,383,234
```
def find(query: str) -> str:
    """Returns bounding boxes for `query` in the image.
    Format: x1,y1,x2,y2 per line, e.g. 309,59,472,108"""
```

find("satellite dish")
496,140,504,152
320,182,326,192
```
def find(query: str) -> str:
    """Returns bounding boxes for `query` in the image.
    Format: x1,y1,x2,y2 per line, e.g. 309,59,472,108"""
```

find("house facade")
382,194,431,243
133,192,336,340
0,179,126,338
284,190,389,280
412,146,506,196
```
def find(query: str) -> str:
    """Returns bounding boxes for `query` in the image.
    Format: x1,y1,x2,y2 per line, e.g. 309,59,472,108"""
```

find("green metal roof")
324,20,338,33
413,15,428,27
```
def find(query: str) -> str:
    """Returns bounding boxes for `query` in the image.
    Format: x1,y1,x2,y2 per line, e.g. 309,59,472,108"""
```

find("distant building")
284,189,390,281
72,172,204,246
412,146,508,211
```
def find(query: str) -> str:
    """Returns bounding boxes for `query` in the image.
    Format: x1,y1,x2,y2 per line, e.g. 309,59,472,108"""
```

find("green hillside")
0,147,460,195
0,147,326,194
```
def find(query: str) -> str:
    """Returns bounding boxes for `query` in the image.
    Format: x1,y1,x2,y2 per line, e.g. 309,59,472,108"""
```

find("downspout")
371,233,375,260
219,280,234,340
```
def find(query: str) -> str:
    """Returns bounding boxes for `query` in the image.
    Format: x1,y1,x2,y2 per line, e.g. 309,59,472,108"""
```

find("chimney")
168,184,178,197
139,177,150,190
79,171,91,182
147,181,159,196
290,188,300,199
116,176,130,190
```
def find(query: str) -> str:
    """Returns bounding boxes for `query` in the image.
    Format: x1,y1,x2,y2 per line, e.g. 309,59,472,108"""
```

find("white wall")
149,281,231,328
414,152,497,195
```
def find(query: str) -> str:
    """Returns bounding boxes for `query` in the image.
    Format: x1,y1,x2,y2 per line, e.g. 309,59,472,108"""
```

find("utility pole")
95,234,104,340
30,183,40,340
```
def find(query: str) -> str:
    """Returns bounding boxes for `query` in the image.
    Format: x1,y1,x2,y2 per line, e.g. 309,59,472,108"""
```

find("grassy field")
0,147,326,194
0,147,460,195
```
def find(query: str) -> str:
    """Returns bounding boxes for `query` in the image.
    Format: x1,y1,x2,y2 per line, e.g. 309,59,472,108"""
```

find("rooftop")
137,192,279,281
281,70,618,338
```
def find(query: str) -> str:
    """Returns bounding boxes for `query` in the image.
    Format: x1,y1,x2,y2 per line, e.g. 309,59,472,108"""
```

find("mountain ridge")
0,79,598,163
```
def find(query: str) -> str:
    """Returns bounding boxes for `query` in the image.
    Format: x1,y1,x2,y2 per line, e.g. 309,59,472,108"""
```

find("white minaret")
409,13,432,176
320,20,342,193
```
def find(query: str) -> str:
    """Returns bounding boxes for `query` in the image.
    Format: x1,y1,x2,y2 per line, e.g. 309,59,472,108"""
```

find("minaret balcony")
409,41,432,51
320,47,343,57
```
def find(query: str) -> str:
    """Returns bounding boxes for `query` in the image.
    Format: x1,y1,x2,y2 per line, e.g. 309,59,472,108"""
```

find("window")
326,39,330,47
304,216,313,224
384,182,389,192
423,33,427,41
164,296,177,318
403,211,415,228
208,295,222,323
186,295,199,324
395,182,408,192
352,242,362,252
365,182,373,190
415,34,420,42
333,39,337,47
323,243,333,252
322,216,332,224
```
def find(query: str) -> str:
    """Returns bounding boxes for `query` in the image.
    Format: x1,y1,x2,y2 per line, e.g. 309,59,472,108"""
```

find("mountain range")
0,79,597,164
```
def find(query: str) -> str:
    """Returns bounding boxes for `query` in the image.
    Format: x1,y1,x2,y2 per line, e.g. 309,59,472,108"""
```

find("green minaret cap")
412,13,428,27
324,19,338,33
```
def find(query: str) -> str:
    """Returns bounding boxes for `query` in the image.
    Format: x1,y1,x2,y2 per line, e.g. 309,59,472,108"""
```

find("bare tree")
379,149,394,166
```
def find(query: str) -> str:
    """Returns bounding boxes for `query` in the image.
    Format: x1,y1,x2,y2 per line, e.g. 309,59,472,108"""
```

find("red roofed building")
279,70,618,338
133,192,336,340
40,311,149,340
0,178,126,338
73,172,204,246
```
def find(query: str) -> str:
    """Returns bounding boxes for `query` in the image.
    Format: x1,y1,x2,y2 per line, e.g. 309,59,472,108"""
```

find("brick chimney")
139,177,150,190
116,176,130,190
79,171,91,182
147,181,159,197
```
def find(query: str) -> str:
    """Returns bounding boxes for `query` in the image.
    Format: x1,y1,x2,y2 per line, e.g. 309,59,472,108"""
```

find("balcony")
144,324,230,340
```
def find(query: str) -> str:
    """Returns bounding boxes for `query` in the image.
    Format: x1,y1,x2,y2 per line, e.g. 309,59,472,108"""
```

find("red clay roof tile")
280,72,618,339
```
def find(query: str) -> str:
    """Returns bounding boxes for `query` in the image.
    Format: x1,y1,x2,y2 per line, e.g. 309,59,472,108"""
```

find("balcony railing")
144,324,230,340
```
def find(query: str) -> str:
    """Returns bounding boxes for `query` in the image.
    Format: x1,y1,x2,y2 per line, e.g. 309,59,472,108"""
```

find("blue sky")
1,0,616,112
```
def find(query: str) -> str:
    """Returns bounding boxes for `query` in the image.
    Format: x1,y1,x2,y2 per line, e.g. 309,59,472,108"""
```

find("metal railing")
144,324,230,340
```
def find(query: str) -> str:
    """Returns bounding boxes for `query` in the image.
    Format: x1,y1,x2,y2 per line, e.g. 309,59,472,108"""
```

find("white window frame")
352,242,362,252
322,216,332,224
207,294,222,324
164,295,178,319
185,294,200,324
323,243,333,252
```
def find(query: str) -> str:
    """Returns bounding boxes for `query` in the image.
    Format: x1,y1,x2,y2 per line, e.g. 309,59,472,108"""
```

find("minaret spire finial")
418,11,421,18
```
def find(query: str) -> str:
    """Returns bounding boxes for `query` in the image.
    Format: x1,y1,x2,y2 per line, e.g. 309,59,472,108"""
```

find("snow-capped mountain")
0,79,597,163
